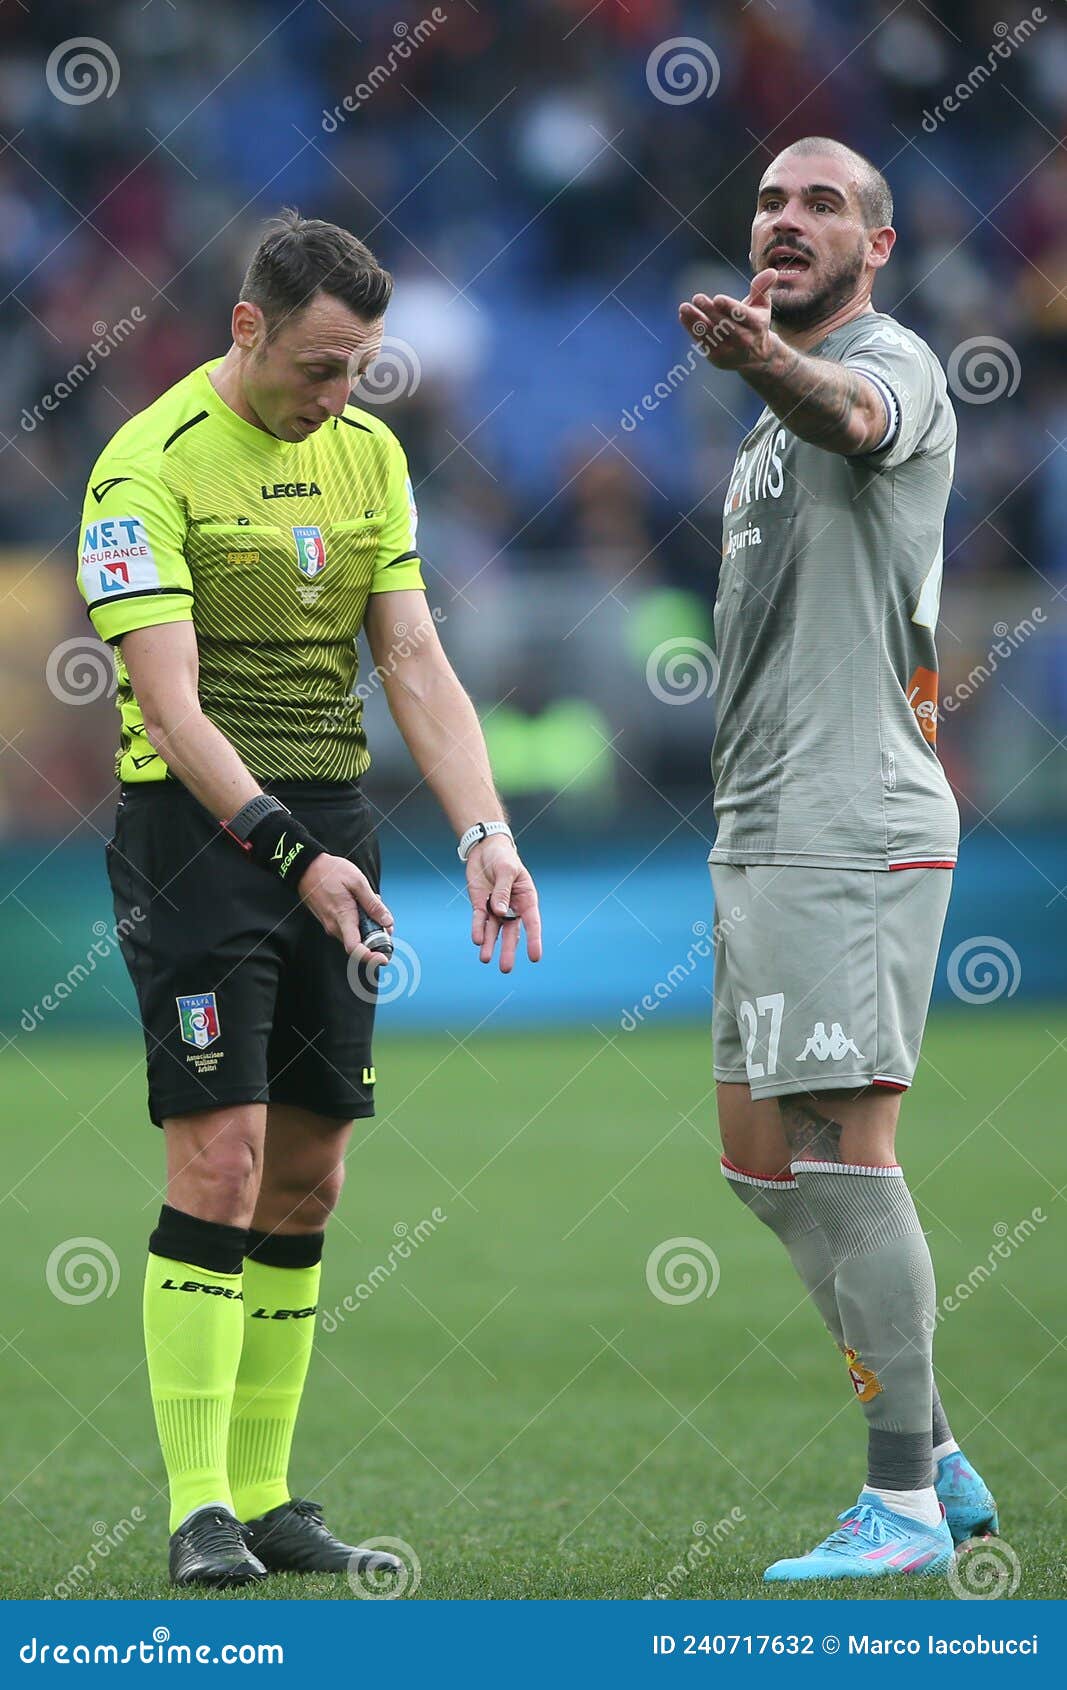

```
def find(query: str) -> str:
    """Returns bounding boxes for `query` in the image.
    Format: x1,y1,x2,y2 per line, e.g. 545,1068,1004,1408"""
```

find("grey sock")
792,1163,936,1491
931,1384,953,1451
722,1158,955,1460
722,1161,843,1343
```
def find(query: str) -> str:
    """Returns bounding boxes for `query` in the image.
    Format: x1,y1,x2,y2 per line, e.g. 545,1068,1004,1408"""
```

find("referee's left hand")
467,837,542,972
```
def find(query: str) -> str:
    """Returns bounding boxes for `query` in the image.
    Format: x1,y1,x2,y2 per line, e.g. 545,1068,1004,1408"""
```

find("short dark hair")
778,137,893,229
240,208,393,337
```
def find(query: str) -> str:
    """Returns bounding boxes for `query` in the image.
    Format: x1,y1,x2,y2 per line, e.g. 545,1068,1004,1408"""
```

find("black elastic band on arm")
85,585,193,614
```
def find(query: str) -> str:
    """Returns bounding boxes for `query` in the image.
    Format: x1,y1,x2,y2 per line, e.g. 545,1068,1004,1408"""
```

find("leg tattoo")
779,1098,845,1164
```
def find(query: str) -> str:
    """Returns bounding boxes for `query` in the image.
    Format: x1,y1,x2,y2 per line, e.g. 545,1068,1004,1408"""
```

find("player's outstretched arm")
120,622,392,965
365,588,542,973
679,270,890,455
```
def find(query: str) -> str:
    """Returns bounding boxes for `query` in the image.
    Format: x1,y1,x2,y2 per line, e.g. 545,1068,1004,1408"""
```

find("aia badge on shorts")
292,525,327,578
176,992,221,1050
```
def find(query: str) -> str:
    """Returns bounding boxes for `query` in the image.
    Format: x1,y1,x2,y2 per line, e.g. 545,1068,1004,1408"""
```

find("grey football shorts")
710,861,952,1101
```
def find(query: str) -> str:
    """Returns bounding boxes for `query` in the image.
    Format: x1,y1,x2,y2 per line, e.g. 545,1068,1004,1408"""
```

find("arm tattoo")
779,1097,846,1163
744,346,884,455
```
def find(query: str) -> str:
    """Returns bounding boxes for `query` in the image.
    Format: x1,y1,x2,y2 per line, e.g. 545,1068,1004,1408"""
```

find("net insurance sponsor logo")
81,515,159,596
292,525,327,578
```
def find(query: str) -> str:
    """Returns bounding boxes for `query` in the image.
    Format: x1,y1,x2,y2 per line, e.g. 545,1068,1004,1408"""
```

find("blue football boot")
935,1450,1000,1545
763,1493,954,1582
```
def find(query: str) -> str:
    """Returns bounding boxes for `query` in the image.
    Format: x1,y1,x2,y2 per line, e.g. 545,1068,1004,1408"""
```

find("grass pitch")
1,1012,1064,1600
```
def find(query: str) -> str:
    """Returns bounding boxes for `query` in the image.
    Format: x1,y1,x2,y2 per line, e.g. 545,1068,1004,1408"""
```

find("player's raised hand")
679,269,778,371
298,852,394,969
466,834,542,973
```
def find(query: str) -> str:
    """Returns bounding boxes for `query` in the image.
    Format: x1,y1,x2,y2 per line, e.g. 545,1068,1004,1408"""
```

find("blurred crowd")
2,0,1066,833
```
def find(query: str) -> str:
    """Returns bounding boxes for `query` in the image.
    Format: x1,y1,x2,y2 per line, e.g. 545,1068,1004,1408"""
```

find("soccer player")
77,211,541,1588
679,139,998,1581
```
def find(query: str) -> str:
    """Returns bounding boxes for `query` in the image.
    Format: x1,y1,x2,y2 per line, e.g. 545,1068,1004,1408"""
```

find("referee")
76,210,541,1588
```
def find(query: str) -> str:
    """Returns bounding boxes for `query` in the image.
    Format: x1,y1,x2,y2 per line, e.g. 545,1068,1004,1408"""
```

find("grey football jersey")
709,312,960,871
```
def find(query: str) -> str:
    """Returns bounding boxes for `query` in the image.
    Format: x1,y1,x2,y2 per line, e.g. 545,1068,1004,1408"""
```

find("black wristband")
244,808,326,887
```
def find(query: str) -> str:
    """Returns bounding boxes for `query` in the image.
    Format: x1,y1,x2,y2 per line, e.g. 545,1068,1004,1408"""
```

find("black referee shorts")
106,779,380,1127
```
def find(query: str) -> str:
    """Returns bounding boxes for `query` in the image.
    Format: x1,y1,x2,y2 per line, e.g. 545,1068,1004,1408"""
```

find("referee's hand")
298,853,394,969
466,836,542,973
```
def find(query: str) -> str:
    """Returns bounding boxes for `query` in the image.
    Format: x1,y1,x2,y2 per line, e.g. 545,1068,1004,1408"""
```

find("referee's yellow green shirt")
76,359,425,784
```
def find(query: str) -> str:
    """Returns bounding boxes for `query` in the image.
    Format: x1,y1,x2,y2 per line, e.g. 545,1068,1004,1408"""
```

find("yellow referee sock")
228,1231,323,1522
143,1206,248,1533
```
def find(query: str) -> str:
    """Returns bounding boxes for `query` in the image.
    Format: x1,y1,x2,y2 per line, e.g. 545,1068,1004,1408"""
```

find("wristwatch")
457,821,514,863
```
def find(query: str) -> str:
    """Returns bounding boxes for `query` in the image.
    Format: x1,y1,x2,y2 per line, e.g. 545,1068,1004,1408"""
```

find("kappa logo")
795,1021,865,1063
863,325,912,352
